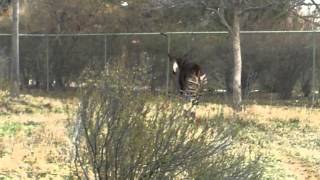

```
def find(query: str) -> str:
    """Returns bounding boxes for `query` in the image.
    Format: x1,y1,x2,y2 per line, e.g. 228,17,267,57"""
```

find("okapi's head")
168,54,187,75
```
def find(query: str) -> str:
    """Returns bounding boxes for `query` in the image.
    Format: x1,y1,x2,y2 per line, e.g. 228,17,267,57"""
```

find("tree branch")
310,0,320,12
200,0,232,32
240,3,273,15
291,9,320,27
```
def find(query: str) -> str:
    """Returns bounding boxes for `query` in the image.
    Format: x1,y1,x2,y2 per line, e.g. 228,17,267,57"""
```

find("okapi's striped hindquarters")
184,72,207,105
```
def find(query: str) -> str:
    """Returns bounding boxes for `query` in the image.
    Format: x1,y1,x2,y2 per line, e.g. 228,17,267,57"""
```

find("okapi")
168,54,207,105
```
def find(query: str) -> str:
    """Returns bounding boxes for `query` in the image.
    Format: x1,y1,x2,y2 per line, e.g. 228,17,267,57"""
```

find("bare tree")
149,0,310,109
199,0,293,110
10,0,20,97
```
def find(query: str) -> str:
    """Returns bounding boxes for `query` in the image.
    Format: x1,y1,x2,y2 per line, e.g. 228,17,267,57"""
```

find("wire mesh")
0,31,319,104
0,35,10,86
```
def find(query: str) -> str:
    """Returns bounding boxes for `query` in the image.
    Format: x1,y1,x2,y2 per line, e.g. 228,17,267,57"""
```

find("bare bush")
72,67,263,179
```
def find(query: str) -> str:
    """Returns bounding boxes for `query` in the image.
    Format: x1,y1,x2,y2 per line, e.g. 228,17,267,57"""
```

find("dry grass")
194,103,320,180
0,90,319,179
196,103,320,126
0,90,76,179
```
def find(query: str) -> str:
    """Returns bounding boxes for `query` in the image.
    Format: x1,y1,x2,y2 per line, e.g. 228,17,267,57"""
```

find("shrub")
72,67,263,179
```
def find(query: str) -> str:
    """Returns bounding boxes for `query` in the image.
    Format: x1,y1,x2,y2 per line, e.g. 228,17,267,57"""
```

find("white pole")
312,16,317,104
10,0,20,97
46,36,50,91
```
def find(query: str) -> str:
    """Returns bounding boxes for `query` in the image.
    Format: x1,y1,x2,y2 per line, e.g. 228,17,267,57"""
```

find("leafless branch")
310,0,320,12
240,3,274,15
290,9,320,27
200,0,232,32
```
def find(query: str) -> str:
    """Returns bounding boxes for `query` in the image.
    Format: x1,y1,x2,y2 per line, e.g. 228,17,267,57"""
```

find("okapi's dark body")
175,59,204,93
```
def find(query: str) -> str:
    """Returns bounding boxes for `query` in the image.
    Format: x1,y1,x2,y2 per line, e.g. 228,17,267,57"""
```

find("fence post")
312,23,317,104
10,0,20,97
46,36,50,91
166,34,171,95
104,34,109,74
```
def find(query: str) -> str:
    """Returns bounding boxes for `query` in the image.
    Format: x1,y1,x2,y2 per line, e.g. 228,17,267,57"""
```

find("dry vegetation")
0,90,319,179
0,90,76,179
197,102,320,179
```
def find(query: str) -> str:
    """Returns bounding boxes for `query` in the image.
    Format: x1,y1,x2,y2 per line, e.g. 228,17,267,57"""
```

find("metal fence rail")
0,30,319,37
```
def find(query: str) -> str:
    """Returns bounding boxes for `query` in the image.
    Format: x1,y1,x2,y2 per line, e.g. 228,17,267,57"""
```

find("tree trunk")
10,0,20,97
231,7,242,110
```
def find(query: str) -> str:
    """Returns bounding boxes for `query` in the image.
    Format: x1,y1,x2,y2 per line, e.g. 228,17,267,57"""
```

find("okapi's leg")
182,102,199,124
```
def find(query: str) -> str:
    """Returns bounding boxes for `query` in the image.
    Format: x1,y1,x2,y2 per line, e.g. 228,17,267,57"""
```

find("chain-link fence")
0,34,10,83
0,31,319,103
